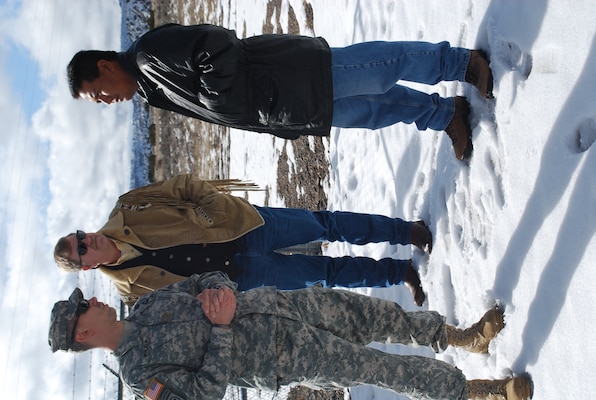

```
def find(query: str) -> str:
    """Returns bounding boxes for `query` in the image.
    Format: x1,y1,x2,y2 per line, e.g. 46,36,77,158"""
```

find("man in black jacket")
68,24,493,160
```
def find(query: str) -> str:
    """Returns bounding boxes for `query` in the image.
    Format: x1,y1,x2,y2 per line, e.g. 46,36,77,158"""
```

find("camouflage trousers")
274,287,467,400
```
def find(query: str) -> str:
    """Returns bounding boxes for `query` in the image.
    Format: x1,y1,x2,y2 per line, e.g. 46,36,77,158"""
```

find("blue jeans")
331,41,470,130
235,206,413,290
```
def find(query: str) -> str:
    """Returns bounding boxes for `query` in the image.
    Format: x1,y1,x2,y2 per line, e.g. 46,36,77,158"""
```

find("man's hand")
196,287,236,326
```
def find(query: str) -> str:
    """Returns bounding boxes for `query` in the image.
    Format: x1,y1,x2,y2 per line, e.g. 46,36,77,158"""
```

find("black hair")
66,50,119,98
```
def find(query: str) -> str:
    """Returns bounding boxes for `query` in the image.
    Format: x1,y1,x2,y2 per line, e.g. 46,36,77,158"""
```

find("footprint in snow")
575,118,596,153
493,40,533,80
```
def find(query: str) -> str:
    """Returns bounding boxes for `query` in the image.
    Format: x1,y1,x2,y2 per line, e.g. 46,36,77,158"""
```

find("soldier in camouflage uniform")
49,272,533,400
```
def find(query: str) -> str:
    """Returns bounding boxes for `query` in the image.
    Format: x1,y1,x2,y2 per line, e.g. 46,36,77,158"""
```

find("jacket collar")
112,320,138,359
98,212,148,248
117,51,149,98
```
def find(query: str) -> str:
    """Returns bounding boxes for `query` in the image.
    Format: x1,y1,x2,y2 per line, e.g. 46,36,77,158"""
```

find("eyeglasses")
75,230,87,266
70,299,90,344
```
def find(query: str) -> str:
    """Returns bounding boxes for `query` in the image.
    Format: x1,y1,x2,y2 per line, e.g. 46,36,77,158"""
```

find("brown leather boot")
446,304,505,353
445,97,473,160
411,220,433,253
404,261,426,306
465,50,494,98
466,375,534,399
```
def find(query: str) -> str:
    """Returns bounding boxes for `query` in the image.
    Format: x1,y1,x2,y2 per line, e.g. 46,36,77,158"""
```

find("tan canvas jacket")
97,174,264,305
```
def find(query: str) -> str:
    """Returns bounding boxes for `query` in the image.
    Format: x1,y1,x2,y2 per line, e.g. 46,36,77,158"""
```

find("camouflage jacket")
113,272,279,400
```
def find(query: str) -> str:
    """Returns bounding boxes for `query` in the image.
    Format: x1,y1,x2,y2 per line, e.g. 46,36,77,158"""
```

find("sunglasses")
75,230,87,266
70,299,90,343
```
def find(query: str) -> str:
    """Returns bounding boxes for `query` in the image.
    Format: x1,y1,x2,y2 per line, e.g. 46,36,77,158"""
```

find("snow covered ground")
227,1,596,399
28,1,595,399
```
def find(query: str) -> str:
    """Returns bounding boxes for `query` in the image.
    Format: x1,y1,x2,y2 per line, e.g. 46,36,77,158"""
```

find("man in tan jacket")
54,174,432,306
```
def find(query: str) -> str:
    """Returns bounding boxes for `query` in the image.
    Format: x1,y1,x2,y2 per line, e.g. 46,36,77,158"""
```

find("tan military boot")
446,304,505,353
466,375,534,400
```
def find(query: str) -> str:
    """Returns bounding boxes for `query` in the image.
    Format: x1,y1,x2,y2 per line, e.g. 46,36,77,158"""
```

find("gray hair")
54,235,83,272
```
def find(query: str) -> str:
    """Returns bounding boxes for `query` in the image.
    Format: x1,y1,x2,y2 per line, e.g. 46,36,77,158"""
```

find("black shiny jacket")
121,23,334,139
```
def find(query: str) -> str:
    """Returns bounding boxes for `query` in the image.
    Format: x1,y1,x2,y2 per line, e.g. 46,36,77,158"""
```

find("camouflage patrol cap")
48,288,84,352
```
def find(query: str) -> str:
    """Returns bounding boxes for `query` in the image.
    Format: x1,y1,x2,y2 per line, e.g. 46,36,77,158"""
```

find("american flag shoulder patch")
144,378,185,400
144,379,164,400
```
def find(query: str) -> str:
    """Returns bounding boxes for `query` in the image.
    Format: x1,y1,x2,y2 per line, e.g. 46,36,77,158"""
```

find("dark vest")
109,240,243,280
